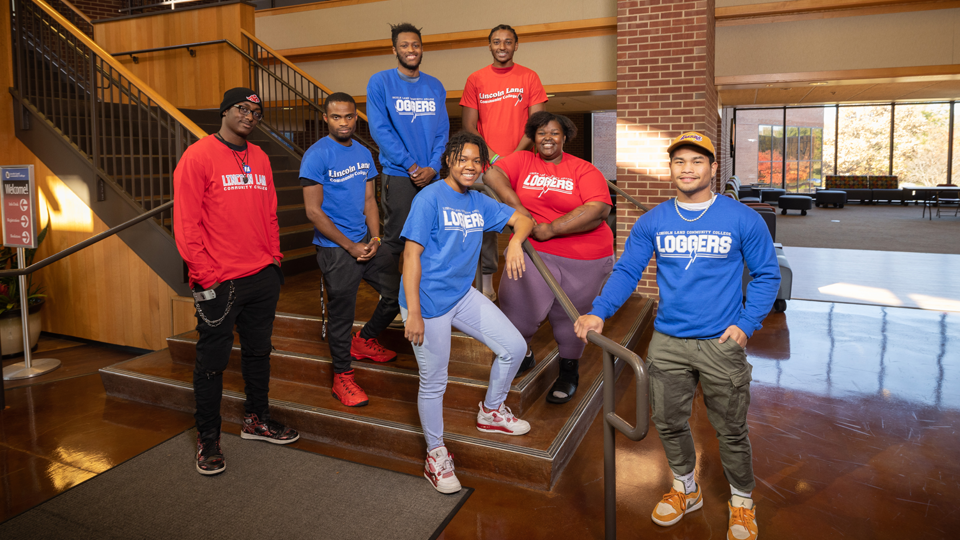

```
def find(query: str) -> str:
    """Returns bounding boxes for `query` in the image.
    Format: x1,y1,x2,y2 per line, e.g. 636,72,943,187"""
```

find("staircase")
101,294,654,490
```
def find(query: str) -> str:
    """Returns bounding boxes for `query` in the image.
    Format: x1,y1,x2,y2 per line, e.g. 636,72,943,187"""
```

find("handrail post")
603,348,617,540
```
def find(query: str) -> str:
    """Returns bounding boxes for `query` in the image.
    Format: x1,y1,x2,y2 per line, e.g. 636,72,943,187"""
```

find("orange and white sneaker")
651,479,703,526
727,497,758,540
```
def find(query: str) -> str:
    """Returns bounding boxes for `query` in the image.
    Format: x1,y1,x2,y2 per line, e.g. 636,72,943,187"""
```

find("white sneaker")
424,446,461,494
476,402,531,435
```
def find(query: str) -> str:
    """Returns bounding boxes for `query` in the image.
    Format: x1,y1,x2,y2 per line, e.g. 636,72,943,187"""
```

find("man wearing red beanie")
174,87,299,476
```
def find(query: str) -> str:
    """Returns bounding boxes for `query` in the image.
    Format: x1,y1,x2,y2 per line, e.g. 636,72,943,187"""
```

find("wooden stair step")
101,295,655,490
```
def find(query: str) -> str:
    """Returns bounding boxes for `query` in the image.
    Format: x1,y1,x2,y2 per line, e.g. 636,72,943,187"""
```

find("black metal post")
889,102,895,176
781,106,787,190
948,102,954,185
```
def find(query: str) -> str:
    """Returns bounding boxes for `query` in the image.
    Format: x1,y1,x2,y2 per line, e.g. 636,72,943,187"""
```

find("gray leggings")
401,288,527,451
499,251,614,359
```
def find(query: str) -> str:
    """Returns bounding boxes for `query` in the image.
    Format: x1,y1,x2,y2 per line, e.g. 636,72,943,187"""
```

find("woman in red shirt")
483,111,614,404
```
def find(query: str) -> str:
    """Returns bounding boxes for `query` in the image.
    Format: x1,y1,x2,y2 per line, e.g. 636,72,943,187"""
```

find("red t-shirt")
495,151,613,260
174,135,282,289
459,64,548,157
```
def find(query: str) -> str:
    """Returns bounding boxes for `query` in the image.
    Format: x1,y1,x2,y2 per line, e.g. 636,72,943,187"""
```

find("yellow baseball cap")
667,132,716,157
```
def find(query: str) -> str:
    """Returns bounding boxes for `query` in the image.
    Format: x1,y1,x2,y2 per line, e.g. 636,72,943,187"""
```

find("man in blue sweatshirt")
366,22,450,266
575,132,779,540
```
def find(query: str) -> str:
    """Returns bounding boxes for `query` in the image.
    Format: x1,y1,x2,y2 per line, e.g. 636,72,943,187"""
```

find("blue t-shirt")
366,69,449,177
399,181,514,318
588,196,781,339
299,137,378,248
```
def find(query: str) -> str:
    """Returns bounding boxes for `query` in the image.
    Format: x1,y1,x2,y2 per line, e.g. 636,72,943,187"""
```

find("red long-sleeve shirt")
174,135,282,289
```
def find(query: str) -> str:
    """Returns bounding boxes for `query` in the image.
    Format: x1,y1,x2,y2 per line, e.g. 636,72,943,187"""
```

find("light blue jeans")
401,288,527,451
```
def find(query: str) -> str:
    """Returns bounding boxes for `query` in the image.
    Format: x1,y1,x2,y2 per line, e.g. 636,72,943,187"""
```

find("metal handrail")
0,201,172,278
607,179,650,213
481,185,649,540
238,29,373,125
111,39,226,63
105,37,380,158
12,0,205,239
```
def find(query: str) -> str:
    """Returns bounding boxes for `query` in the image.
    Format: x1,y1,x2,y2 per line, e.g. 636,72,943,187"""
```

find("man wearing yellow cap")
575,132,780,540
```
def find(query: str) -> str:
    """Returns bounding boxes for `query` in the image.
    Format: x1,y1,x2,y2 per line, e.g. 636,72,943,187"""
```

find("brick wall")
616,0,717,298
69,0,124,21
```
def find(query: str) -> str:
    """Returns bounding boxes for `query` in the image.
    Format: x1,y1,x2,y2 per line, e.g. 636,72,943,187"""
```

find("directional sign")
1,165,37,249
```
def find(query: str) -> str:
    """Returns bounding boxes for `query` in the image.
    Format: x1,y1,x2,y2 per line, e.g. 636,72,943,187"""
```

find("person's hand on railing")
574,314,605,343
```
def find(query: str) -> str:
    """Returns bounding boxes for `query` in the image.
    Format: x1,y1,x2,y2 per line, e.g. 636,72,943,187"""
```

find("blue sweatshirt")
366,69,450,177
589,196,780,339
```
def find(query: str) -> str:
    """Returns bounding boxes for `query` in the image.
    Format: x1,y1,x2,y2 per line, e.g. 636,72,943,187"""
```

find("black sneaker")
240,413,300,445
196,432,225,476
514,350,536,377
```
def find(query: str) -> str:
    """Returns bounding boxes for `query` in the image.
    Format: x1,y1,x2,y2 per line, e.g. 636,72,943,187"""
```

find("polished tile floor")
2,294,959,538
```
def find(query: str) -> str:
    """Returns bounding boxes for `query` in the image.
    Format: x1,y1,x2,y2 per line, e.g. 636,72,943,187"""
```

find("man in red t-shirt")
174,87,299,477
460,24,548,300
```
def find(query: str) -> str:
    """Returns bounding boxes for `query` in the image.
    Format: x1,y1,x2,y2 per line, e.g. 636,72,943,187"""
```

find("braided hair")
442,131,490,169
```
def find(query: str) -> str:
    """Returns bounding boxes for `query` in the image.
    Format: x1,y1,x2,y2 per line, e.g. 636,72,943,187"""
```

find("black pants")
318,243,400,373
193,265,282,435
380,173,425,260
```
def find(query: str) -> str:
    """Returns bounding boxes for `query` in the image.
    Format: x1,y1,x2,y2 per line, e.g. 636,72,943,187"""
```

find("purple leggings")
498,251,614,359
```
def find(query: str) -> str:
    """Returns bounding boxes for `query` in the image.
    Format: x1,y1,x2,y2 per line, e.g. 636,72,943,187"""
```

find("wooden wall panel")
93,2,255,109
1,0,195,350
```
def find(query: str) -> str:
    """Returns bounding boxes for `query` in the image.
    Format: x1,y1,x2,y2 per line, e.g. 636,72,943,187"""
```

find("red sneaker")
332,369,369,407
350,332,397,363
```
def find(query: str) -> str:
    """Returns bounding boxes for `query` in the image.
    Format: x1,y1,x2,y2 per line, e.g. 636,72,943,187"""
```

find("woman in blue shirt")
399,132,535,494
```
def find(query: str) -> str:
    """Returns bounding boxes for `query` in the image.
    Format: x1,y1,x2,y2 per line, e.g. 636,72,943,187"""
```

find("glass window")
837,105,892,176
892,103,949,187
786,107,828,192
823,106,837,176
799,127,812,160
812,128,823,161
734,109,785,187
785,127,799,161
759,125,772,163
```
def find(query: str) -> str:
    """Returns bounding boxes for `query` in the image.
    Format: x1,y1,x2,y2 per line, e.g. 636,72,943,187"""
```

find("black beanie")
220,87,262,117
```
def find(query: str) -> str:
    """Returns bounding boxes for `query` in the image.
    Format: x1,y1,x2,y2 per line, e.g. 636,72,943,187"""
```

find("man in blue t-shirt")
366,22,450,266
575,133,779,540
300,93,400,408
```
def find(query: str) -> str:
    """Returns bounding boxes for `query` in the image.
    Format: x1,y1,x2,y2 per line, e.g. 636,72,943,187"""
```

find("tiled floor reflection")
751,301,959,409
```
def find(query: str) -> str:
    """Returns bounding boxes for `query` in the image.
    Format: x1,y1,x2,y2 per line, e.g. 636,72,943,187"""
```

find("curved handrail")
480,183,648,539
0,201,173,278
480,184,648,437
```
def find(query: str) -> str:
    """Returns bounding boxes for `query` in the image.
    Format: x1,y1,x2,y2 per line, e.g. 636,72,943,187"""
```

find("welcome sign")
0,165,37,249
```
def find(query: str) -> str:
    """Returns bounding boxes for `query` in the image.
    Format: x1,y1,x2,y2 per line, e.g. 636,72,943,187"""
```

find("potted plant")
0,223,48,356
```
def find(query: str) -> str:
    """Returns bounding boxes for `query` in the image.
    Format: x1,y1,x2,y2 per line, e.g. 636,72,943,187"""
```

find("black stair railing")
109,31,381,166
239,29,380,161
10,0,207,235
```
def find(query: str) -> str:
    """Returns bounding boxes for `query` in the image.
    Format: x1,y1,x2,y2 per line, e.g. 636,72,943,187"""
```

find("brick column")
616,0,717,298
